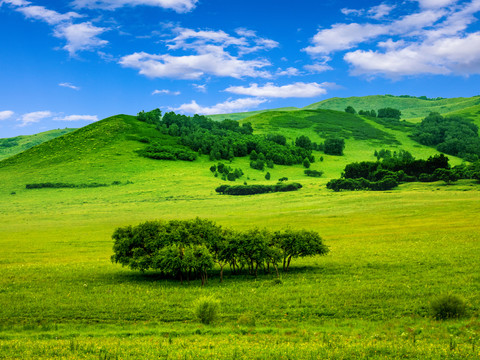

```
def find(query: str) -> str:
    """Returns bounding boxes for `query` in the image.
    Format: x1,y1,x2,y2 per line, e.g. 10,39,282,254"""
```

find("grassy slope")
207,107,298,122
0,128,76,161
305,95,480,121
0,113,478,359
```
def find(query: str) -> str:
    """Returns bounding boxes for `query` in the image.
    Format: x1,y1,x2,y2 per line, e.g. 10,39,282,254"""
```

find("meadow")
0,112,479,359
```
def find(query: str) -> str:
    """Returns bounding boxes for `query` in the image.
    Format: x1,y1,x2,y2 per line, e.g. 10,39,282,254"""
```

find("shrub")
431,294,467,320
194,296,220,325
324,138,345,156
265,172,271,180
304,170,323,178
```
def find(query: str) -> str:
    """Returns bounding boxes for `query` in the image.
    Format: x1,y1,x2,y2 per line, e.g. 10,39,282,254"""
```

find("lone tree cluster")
111,218,329,285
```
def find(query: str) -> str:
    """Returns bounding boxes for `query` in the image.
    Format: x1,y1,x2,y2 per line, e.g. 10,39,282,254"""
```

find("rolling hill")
0,128,76,161
1,103,479,359
304,94,480,121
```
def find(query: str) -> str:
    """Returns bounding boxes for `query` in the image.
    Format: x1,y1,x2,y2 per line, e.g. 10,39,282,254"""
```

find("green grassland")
0,112,479,359
207,107,298,122
305,95,480,121
0,128,76,161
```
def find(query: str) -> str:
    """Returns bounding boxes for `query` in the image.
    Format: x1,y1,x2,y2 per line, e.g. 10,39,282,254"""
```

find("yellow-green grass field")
0,115,479,359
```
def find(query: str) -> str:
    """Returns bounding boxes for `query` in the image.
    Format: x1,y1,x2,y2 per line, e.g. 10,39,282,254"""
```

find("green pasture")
0,128,76,161
0,114,479,359
305,95,480,120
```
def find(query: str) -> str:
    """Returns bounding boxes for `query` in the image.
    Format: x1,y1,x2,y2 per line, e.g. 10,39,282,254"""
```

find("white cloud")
166,26,278,56
54,22,109,55
0,0,31,6
18,111,52,127
304,62,333,73
367,4,396,19
193,84,207,92
59,82,80,90
345,32,480,77
225,82,332,98
72,0,198,12
416,0,458,8
119,51,271,79
305,23,388,55
16,5,83,25
167,28,248,52
276,67,301,76
0,110,14,121
173,97,267,115
152,89,181,95
341,8,364,17
54,114,98,121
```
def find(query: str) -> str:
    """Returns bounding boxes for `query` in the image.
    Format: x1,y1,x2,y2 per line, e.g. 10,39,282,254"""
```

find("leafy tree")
295,135,312,150
377,107,401,119
272,229,329,271
345,106,356,114
324,137,345,156
303,157,311,168
265,172,271,180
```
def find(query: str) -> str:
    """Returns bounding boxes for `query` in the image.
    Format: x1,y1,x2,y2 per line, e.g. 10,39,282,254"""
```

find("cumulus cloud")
173,97,267,115
416,0,458,9
166,26,279,56
16,5,83,25
152,89,181,95
59,82,80,90
367,4,396,19
18,111,52,127
72,0,198,12
225,82,333,98
54,114,98,121
0,110,14,121
54,22,108,55
305,0,480,78
119,51,271,79
345,31,480,77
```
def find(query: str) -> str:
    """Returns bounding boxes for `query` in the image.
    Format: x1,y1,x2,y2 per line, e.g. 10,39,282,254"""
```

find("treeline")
139,144,198,161
345,106,402,120
411,112,480,161
153,111,314,166
25,181,130,189
327,153,455,191
215,182,302,195
111,218,329,285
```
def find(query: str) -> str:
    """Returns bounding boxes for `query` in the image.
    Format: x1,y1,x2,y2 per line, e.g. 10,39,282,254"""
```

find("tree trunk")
274,264,279,278
286,256,292,272
220,264,224,283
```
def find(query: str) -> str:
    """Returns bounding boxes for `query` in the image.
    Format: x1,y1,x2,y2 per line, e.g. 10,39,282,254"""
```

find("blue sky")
1,0,480,137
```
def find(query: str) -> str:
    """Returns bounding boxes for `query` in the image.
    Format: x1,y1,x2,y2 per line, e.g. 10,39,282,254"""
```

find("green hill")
1,108,479,359
207,107,298,122
304,95,480,121
0,128,76,161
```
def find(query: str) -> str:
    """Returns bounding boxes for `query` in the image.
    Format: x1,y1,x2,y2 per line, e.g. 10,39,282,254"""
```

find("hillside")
304,95,480,120
1,109,479,359
207,107,298,122
0,128,76,161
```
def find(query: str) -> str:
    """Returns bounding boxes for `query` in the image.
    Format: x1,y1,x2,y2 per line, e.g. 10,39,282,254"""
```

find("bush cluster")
304,169,324,178
326,153,455,191
431,294,467,320
412,112,480,161
139,144,198,161
210,163,243,181
327,177,398,192
111,218,329,284
215,182,302,195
